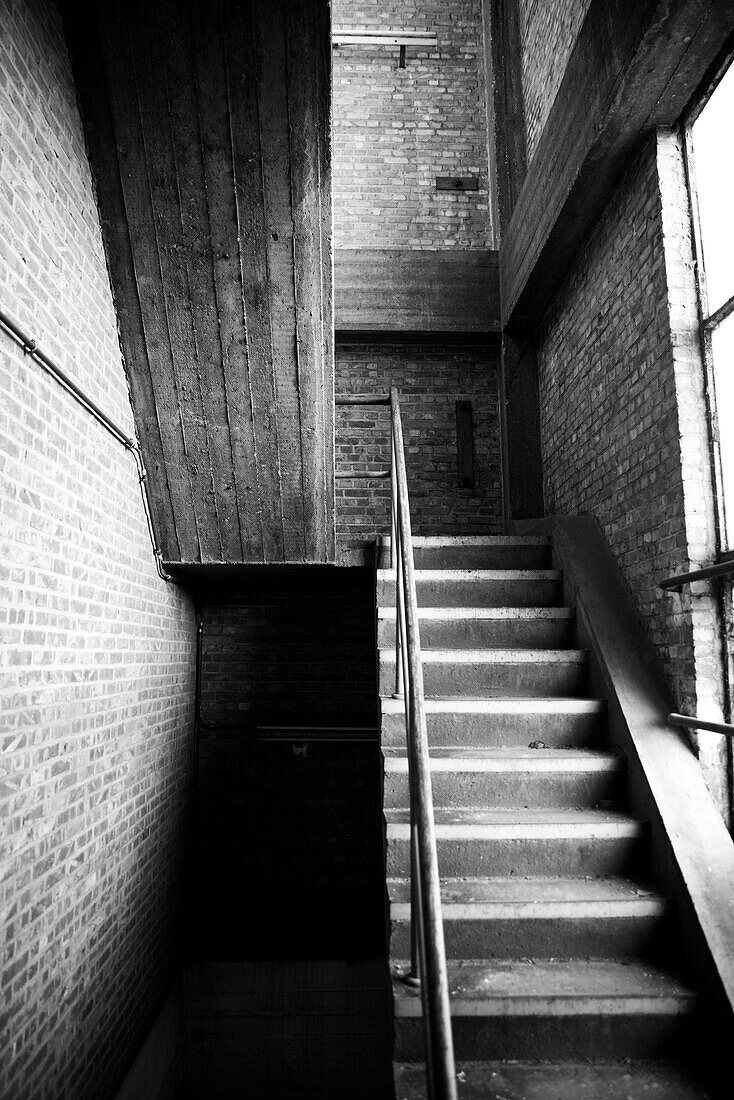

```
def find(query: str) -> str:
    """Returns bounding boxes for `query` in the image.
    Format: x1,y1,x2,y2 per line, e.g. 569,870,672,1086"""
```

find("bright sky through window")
692,62,734,315
692,62,734,548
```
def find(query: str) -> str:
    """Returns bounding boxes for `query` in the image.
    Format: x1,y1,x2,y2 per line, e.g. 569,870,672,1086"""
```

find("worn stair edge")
393,1059,717,1100
378,536,551,546
380,697,605,714
378,606,575,620
387,875,663,906
391,958,696,1017
385,808,644,840
380,648,588,664
383,748,622,772
388,877,666,921
377,568,562,581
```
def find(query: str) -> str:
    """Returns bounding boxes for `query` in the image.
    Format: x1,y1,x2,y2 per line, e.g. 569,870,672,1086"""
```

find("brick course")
335,342,503,559
536,136,703,712
517,0,591,163
332,0,492,248
0,2,196,1097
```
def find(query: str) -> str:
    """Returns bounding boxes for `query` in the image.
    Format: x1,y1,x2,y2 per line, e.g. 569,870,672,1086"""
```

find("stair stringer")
541,515,734,1043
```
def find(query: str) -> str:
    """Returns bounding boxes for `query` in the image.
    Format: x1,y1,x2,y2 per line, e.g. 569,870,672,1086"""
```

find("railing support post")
389,386,457,1100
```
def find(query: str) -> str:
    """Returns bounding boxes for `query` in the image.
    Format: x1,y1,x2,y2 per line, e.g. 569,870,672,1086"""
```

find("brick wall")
0,2,197,1097
517,0,591,163
335,342,503,558
332,0,492,248
192,571,383,958
537,136,700,710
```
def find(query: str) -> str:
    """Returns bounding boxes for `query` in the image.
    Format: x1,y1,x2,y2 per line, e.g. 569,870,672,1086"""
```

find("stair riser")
385,835,646,879
393,1011,695,1062
378,546,552,569
381,710,606,748
383,770,624,809
378,617,575,649
380,660,588,698
389,914,666,960
377,578,562,608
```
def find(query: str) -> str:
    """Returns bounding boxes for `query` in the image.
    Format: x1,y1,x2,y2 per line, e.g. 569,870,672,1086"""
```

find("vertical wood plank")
62,6,181,561
68,0,335,564
285,0,334,562
222,0,287,562
145,0,245,563
254,0,307,561
95,3,213,561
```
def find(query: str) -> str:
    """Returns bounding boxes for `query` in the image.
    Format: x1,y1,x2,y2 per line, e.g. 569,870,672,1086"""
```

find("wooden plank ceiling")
64,0,334,564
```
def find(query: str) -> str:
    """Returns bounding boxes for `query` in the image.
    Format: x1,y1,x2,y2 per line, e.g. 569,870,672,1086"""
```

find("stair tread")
391,958,695,1012
386,807,641,830
381,697,605,714
380,648,588,663
378,568,561,580
379,536,551,546
383,748,622,771
393,1060,716,1100
387,875,665,908
379,606,575,619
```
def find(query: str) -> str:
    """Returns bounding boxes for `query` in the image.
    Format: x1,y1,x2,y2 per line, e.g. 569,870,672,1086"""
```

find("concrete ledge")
538,515,734,1033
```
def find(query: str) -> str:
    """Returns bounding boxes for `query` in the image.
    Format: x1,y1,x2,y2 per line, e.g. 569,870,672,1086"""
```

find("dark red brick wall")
0,2,197,1097
536,136,696,708
192,570,384,958
335,341,503,560
332,0,493,248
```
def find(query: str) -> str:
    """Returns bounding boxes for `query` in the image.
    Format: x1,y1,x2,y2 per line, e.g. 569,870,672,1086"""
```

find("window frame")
681,49,734,557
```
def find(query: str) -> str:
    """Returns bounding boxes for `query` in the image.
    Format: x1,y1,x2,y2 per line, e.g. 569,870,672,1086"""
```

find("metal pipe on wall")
0,304,172,582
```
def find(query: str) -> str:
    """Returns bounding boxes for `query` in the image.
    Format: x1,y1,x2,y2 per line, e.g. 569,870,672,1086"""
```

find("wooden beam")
501,0,734,332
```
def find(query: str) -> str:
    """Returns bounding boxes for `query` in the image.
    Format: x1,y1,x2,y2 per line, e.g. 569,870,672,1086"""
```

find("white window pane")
692,62,734,315
712,312,734,548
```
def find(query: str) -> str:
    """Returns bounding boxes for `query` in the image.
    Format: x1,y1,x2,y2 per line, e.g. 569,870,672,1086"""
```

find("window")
686,59,734,549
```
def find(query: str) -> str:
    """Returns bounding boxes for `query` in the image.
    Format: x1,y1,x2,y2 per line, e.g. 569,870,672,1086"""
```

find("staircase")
376,535,715,1099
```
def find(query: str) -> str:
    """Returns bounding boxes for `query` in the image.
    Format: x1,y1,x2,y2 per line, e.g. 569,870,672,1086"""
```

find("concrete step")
392,958,697,1061
388,875,667,959
377,569,563,608
382,748,625,809
379,648,589,698
385,808,647,878
393,1059,716,1100
378,606,576,649
377,535,552,570
381,698,607,748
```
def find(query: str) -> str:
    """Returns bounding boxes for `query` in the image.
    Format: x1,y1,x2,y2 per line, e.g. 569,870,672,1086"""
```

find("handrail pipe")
388,387,457,1100
0,304,172,582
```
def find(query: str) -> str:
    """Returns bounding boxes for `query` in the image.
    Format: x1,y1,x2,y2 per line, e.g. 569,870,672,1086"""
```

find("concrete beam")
334,249,501,335
501,0,734,332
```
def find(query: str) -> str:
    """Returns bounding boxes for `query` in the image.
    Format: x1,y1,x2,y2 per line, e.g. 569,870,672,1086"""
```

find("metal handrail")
334,388,457,1095
659,559,734,590
0,304,172,582
669,713,734,738
388,387,457,1100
